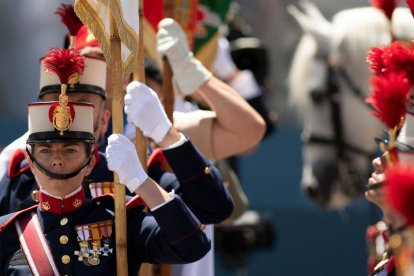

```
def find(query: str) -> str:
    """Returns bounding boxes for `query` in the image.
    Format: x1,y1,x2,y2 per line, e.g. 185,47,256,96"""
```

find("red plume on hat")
386,163,414,226
366,42,414,133
367,42,414,81
371,0,399,20
43,48,85,85
367,46,387,75
406,0,414,18
366,43,411,157
55,4,83,48
366,72,410,129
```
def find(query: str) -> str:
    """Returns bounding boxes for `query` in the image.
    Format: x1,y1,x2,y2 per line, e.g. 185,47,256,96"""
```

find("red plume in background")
366,72,410,128
371,0,398,20
406,0,414,17
383,42,414,82
386,163,414,226
55,4,83,36
367,46,386,75
367,42,414,82
43,48,85,84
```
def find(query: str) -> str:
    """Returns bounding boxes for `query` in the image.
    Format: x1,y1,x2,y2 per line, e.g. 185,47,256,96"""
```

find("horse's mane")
288,7,414,120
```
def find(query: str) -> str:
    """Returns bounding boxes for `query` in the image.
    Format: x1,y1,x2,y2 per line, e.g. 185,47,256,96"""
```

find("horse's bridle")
302,63,375,160
302,61,377,196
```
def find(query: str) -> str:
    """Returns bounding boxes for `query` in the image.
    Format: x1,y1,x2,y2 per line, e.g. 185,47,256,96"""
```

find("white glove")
106,134,148,193
212,36,238,80
157,18,212,96
228,70,261,100
287,0,332,57
124,81,172,143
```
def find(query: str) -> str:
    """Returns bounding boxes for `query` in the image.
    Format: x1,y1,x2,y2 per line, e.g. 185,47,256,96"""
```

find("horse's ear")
287,0,332,58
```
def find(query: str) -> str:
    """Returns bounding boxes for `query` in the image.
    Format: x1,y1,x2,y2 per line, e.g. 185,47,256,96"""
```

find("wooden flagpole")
134,0,148,170
109,9,129,276
162,0,175,122
134,1,154,276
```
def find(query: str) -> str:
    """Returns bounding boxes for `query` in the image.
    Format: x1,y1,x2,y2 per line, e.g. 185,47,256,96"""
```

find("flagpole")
109,10,129,276
134,1,154,276
134,0,148,171
162,0,175,122
158,3,175,276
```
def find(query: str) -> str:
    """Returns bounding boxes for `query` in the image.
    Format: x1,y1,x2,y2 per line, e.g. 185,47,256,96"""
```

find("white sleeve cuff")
162,132,188,150
150,190,176,211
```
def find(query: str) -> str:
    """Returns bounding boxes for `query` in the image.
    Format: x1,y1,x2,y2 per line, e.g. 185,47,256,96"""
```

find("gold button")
59,235,69,245
204,167,211,174
60,217,68,226
200,224,206,231
61,255,70,264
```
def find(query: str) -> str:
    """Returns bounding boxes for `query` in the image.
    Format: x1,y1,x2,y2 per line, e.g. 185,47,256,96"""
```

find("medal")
74,226,91,262
88,240,101,265
101,238,113,256
74,220,113,266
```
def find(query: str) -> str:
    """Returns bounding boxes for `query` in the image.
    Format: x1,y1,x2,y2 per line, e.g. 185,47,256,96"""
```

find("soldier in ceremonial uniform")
364,39,414,276
365,112,414,276
0,86,214,274
0,44,113,214
140,18,264,276
0,48,234,232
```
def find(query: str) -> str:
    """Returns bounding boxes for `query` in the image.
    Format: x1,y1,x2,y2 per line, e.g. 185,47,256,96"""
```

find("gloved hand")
212,36,237,80
106,134,148,193
287,0,332,58
124,81,172,144
157,18,212,96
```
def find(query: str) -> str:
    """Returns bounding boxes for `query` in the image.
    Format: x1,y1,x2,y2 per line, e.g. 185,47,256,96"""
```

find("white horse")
288,4,414,209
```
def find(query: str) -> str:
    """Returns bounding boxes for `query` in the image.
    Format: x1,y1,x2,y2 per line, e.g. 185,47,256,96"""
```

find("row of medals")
74,237,113,266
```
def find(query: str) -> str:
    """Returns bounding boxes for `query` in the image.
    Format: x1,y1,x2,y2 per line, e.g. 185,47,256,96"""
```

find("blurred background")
0,0,382,275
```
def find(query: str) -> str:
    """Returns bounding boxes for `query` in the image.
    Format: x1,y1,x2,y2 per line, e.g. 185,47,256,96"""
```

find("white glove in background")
228,70,261,100
157,18,212,96
106,134,148,193
124,81,172,144
212,36,260,100
212,36,237,80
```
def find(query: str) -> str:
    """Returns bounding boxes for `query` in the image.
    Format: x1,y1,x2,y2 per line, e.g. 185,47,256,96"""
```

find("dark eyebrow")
62,143,82,148
37,143,52,148
36,143,81,148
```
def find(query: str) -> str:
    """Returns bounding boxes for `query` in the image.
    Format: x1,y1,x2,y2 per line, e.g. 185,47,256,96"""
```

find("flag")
193,0,232,69
74,0,139,80
143,0,231,69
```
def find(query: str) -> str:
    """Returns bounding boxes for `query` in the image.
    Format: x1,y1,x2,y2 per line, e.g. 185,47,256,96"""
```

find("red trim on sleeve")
8,149,30,178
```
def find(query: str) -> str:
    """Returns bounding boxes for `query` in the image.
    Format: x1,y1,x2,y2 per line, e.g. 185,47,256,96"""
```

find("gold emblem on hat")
53,90,73,136
42,201,51,211
73,198,83,208
52,70,79,136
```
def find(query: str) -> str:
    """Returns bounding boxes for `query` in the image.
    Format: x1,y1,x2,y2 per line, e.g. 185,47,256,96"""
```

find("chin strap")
26,147,92,180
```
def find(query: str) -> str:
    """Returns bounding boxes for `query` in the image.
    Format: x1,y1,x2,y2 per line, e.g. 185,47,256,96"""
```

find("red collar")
39,188,86,214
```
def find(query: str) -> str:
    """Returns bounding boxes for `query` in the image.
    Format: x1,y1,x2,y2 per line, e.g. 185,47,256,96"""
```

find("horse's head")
288,5,414,209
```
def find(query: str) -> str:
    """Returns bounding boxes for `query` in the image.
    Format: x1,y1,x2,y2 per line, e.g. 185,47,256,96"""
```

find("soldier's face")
40,93,111,140
29,142,95,197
